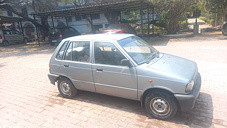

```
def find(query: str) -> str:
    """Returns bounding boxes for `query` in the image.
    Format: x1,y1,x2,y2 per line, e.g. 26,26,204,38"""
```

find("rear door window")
64,41,90,62
12,30,20,34
3,30,11,35
56,41,69,60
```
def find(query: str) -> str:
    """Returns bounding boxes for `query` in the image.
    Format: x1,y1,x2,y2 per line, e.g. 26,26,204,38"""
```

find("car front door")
59,40,95,92
12,30,23,42
92,41,138,100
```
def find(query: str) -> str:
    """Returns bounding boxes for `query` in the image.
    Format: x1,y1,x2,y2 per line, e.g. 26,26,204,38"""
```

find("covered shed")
0,16,27,44
32,0,156,36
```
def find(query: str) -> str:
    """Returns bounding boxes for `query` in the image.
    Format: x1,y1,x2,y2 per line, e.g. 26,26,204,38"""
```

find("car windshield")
118,36,159,65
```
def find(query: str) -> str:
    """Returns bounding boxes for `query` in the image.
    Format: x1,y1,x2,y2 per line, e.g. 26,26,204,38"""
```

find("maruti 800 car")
48,34,201,119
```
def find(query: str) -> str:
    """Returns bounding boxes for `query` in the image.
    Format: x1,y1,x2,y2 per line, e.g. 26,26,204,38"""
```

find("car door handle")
96,68,103,72
64,65,69,67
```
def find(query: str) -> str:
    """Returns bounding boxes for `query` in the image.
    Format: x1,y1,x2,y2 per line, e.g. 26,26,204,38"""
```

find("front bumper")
174,73,201,111
48,73,59,85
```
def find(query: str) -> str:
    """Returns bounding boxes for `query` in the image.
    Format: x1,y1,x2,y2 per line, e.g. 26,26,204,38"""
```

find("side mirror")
121,59,132,67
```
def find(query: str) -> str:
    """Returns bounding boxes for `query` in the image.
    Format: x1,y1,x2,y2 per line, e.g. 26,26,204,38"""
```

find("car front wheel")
145,91,178,120
57,77,77,98
2,40,9,46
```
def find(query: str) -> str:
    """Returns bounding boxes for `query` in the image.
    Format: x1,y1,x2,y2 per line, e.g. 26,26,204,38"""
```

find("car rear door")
56,40,95,92
12,30,23,42
92,41,138,100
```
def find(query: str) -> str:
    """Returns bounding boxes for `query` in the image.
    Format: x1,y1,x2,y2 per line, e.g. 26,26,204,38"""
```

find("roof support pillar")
65,17,69,27
152,7,155,35
140,4,144,37
90,14,94,34
19,19,25,43
51,16,55,28
147,6,150,38
1,24,5,40
119,11,122,23
33,15,40,46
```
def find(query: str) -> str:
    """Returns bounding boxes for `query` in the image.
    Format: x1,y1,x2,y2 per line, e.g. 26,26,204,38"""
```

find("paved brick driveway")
0,32,227,128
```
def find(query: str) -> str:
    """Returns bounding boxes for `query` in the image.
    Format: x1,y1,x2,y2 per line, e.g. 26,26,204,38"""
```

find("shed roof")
0,16,26,24
32,0,154,17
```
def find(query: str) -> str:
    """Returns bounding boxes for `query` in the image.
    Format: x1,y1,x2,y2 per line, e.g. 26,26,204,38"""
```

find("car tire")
222,31,227,36
145,91,178,120
57,77,77,98
2,40,9,46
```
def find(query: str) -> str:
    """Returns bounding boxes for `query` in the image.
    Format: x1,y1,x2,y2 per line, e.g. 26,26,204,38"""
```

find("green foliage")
179,19,189,31
149,0,194,34
135,25,167,34
200,16,208,22
154,26,167,34
201,0,227,25
200,15,215,26
209,19,215,25
156,10,169,28
121,10,140,24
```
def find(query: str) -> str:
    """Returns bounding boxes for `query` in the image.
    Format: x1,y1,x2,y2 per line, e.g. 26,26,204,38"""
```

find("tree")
202,0,227,25
150,0,194,34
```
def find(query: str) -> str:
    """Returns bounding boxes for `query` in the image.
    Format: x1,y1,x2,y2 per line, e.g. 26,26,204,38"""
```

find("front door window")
94,41,126,65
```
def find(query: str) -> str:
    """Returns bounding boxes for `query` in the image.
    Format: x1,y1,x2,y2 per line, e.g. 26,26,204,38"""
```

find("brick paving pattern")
0,32,227,128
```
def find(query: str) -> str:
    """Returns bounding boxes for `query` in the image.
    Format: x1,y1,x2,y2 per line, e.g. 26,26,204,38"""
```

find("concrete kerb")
159,33,194,38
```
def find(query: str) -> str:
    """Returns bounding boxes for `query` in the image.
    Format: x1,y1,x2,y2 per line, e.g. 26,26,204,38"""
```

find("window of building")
75,15,82,21
21,7,28,17
91,14,100,20
75,15,86,21
7,10,13,16
66,16,73,22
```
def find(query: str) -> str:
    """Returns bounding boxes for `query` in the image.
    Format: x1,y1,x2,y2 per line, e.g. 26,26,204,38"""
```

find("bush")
179,20,189,31
135,25,167,34
200,16,208,22
209,19,215,26
200,16,215,26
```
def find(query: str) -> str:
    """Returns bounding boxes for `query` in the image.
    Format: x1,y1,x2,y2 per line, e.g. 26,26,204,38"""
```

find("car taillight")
59,33,62,38
0,34,2,39
116,30,123,33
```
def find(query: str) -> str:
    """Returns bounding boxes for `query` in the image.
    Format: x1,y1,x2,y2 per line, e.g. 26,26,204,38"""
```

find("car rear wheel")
222,31,227,36
222,23,227,36
58,77,77,98
2,40,9,46
145,91,178,120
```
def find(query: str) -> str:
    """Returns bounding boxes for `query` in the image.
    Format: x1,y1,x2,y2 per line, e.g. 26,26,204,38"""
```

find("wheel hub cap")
61,82,71,95
152,98,169,114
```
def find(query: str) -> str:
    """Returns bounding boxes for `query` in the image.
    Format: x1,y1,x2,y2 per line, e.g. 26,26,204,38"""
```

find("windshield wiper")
146,52,160,64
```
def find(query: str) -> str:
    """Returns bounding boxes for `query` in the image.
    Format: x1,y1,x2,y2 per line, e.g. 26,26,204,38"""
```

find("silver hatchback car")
48,34,201,119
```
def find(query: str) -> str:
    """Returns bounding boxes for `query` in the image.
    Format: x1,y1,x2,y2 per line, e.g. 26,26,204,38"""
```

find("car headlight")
185,80,195,93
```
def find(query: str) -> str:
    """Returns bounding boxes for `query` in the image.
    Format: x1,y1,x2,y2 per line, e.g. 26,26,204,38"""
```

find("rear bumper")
174,73,201,111
48,73,59,85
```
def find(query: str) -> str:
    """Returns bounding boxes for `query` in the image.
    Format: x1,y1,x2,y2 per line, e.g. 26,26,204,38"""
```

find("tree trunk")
104,11,120,24
40,16,49,39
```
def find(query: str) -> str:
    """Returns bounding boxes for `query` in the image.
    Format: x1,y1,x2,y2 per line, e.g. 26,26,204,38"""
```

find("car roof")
64,33,134,42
